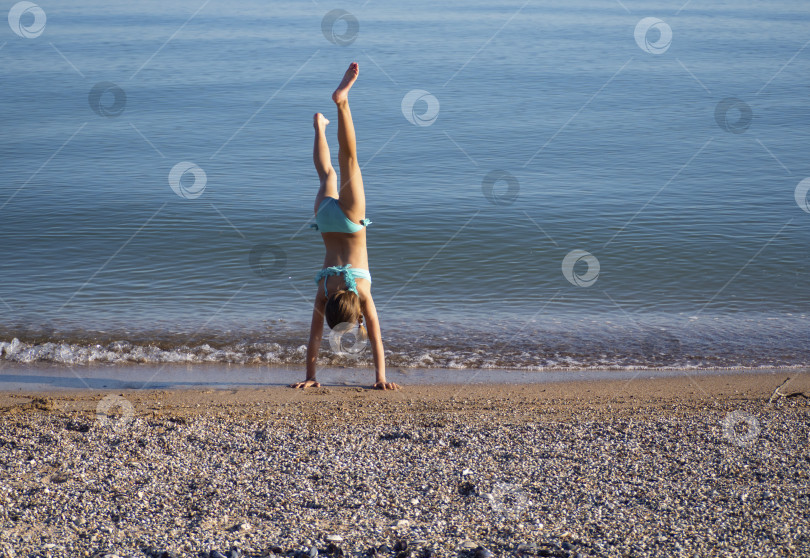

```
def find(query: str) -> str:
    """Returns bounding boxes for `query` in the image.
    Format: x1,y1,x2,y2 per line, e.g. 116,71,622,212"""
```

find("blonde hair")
325,289,367,336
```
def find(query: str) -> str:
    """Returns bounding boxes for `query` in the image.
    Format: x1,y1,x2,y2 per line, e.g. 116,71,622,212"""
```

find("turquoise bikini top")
315,264,372,297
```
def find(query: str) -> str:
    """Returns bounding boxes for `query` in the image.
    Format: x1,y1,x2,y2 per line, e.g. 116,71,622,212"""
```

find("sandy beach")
0,372,808,558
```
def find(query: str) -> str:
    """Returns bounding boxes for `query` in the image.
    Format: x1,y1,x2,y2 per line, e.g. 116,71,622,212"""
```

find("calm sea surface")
2,0,809,370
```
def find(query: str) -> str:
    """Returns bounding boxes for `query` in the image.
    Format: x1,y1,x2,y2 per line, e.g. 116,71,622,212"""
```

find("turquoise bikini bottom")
310,197,371,234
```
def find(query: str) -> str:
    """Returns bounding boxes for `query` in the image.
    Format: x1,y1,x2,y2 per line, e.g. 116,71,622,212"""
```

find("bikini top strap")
316,264,358,297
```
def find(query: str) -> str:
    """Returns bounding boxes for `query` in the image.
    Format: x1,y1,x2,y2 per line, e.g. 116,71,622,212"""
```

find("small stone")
308,547,318,558
394,519,410,529
460,541,478,550
474,549,492,558
65,419,90,432
516,542,538,555
393,540,408,553
462,468,472,476
210,551,227,558
50,472,70,484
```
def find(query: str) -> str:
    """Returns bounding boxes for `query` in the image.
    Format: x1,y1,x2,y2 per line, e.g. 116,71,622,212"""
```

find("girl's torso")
315,197,370,289
320,230,369,270
319,232,370,296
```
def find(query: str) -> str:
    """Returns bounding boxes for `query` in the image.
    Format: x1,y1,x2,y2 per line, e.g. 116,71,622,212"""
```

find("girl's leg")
332,62,365,223
313,113,337,214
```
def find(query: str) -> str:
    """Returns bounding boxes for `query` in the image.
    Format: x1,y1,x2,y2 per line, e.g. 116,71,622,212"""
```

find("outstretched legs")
313,113,337,214
332,62,365,224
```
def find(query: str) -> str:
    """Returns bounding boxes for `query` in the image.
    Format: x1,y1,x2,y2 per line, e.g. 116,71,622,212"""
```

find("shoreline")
1,370,807,409
0,362,806,392
4,325,810,371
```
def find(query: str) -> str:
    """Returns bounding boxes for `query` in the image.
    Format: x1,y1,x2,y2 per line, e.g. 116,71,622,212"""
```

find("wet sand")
1,370,807,418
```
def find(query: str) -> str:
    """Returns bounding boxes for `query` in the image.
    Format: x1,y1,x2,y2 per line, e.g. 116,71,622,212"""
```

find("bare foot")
372,381,401,390
313,112,329,129
332,62,359,104
289,379,321,389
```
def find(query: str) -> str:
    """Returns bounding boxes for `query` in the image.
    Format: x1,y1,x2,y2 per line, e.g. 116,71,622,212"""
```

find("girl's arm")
290,291,327,388
361,293,400,390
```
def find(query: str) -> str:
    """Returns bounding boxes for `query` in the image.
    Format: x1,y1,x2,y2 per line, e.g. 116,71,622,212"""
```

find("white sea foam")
2,335,808,371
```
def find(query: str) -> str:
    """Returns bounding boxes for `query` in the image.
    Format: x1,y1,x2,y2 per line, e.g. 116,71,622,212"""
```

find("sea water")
1,0,809,372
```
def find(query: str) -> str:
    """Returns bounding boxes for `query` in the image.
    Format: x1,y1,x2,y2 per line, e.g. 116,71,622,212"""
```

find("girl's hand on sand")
372,381,400,390
290,379,321,389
